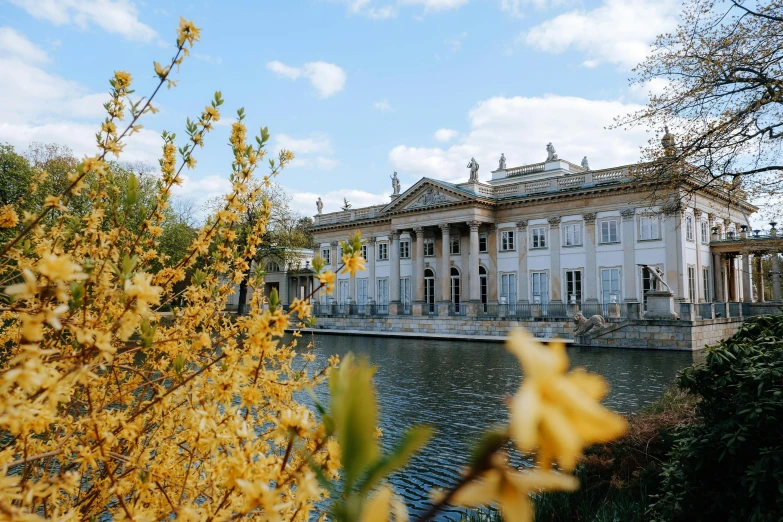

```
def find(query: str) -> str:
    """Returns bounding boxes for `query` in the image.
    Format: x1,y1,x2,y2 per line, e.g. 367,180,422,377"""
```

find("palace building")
307,139,773,322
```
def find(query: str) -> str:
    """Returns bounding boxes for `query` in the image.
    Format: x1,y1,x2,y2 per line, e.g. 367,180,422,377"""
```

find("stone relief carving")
515,220,528,229
620,208,636,220
547,215,562,226
582,213,597,223
407,188,452,209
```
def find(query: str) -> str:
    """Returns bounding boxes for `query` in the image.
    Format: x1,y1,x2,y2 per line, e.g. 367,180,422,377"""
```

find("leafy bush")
651,315,783,521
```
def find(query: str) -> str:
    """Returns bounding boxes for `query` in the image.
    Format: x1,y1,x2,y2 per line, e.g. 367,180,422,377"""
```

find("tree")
0,144,35,243
616,0,783,210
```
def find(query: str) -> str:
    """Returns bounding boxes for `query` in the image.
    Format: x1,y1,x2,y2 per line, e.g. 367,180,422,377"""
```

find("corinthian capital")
467,220,481,232
515,220,528,230
547,216,561,226
582,213,597,224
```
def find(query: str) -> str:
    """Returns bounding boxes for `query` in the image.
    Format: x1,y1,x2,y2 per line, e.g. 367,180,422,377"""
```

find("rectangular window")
501,230,515,251
639,216,659,240
479,234,488,252
338,246,343,260
688,266,696,302
321,248,331,265
701,221,709,244
400,278,411,305
338,279,349,304
531,227,547,249
357,279,368,305
563,223,581,246
600,220,619,244
450,237,460,255
702,267,711,301
531,272,548,304
601,268,621,303
377,243,388,260
377,279,389,305
400,240,410,259
500,273,517,304
686,216,694,241
565,270,582,304
361,245,368,260
424,239,434,256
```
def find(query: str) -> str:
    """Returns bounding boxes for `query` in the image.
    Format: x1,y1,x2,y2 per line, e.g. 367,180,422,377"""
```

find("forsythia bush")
0,19,627,521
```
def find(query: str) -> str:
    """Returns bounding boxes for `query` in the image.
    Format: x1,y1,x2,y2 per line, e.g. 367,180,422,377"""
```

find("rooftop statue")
498,153,506,170
546,142,558,162
467,157,479,182
316,196,323,215
390,171,401,196
581,156,590,170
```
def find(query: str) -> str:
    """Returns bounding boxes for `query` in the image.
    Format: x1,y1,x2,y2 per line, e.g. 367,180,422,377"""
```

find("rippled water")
300,333,701,518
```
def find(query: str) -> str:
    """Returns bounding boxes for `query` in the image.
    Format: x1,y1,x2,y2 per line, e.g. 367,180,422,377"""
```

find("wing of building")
309,148,768,319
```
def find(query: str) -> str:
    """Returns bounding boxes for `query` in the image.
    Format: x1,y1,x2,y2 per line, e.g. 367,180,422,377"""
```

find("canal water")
301,333,701,517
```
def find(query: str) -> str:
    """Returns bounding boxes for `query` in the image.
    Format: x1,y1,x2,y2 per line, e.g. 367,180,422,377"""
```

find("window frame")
377,242,388,261
399,240,410,259
450,237,461,255
688,265,696,302
639,215,660,241
321,248,331,265
531,227,547,249
600,267,621,303
702,267,711,301
700,220,709,244
600,219,619,244
686,215,694,242
563,222,582,247
565,269,583,304
478,233,488,253
500,230,515,251
423,238,435,257
531,271,549,304
361,245,368,260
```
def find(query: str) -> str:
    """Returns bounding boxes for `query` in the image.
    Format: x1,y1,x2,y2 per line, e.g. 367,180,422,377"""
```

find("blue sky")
0,0,679,217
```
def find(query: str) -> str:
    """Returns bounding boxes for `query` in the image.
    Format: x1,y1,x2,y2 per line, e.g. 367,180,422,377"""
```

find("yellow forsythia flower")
342,250,366,276
506,330,627,471
0,204,19,228
37,254,85,282
318,270,336,294
359,486,408,522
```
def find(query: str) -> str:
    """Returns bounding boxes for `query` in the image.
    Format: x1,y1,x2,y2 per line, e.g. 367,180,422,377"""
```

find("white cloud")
0,27,49,63
433,128,459,142
444,32,467,52
171,174,233,211
629,78,671,100
523,0,679,69
289,188,390,216
266,60,346,98
339,0,466,19
389,94,649,182
399,0,469,11
374,99,393,111
8,0,158,43
276,134,333,155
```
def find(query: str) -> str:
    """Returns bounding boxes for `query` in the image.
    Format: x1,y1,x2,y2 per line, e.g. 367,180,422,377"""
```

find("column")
773,253,781,301
390,230,401,303
713,252,724,301
468,221,481,302
694,210,703,301
620,208,638,301
756,254,765,302
330,241,339,270
583,213,598,302
367,237,376,302
548,216,562,302
723,256,731,301
439,224,451,303
488,224,498,303
664,208,685,300
516,221,529,304
413,226,425,302
742,251,752,302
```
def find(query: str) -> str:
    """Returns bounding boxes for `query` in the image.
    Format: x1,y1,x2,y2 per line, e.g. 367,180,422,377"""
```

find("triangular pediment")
382,178,477,213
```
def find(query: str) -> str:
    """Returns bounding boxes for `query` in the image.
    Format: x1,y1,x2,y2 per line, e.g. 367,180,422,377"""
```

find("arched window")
450,267,461,305
424,269,435,312
478,266,488,311
266,261,281,272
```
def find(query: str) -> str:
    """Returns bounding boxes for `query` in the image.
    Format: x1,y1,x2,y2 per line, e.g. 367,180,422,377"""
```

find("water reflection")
300,333,700,517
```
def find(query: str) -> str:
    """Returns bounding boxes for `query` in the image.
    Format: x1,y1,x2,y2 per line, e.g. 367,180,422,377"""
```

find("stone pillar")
583,213,598,303
439,224,451,303
330,241,339,269
723,256,731,301
468,221,481,304
487,224,498,303
621,208,638,302
413,226,425,303
664,207,685,300
755,254,765,302
390,230,401,306
694,209,702,301
742,251,752,302
516,221,529,304
548,216,562,302
773,253,781,301
367,237,376,301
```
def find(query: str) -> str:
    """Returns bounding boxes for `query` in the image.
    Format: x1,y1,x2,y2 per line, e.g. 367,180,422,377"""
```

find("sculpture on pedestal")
316,197,323,215
546,142,558,162
581,156,590,170
498,153,506,170
639,264,672,293
573,312,605,336
390,172,401,196
467,157,479,182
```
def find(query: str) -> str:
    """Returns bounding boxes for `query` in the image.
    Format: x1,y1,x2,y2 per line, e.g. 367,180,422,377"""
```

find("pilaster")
583,213,598,303
548,216,562,302
516,220,529,304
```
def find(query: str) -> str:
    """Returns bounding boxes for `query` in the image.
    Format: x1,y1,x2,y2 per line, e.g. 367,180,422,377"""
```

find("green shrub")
650,315,783,521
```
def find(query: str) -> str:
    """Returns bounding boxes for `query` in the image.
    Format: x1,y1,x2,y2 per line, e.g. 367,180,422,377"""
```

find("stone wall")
311,314,745,351
580,317,745,351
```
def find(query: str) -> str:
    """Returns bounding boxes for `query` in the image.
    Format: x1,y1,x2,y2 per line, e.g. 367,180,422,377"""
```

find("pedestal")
644,291,678,319
412,301,425,316
389,301,401,316
466,301,481,317
437,300,451,316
